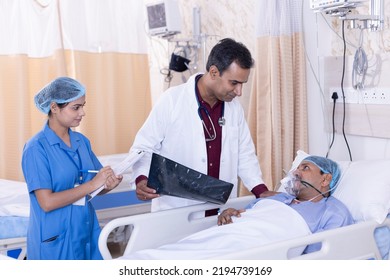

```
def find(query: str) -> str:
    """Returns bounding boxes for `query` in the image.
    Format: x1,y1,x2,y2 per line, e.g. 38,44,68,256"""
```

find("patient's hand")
218,208,245,226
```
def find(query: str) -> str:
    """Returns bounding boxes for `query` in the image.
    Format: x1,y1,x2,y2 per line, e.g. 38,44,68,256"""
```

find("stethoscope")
195,92,225,142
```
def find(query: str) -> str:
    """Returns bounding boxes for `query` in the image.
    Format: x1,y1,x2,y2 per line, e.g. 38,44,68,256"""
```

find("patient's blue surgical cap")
34,77,86,114
302,156,341,194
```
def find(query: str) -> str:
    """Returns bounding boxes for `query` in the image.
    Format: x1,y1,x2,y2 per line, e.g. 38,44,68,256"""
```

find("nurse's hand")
217,208,245,226
104,173,123,191
136,179,159,201
91,166,116,190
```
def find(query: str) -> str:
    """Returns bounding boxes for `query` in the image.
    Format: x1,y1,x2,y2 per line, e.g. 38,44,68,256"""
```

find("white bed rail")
98,196,254,259
98,195,389,260
0,237,27,260
213,218,390,260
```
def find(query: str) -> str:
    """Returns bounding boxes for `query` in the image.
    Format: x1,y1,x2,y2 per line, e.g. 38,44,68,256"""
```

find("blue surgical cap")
34,77,86,114
302,156,341,194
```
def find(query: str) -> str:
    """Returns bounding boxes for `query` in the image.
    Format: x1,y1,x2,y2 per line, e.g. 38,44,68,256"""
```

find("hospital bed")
0,179,29,260
0,153,150,260
98,154,390,260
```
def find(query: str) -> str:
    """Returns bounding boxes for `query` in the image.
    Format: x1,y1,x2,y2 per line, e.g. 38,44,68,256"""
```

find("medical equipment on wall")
166,5,205,74
310,0,367,13
146,0,181,37
146,1,206,78
169,50,191,72
311,0,384,161
310,0,384,31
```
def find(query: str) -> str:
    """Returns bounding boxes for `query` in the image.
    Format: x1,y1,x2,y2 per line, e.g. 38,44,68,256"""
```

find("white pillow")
286,150,390,223
288,150,310,173
333,160,390,223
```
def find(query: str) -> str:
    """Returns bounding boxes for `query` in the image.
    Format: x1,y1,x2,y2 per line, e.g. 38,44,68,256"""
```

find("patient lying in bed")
117,156,354,259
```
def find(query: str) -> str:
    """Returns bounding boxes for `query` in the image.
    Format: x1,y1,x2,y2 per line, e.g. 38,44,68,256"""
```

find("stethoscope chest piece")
218,117,225,126
195,91,225,141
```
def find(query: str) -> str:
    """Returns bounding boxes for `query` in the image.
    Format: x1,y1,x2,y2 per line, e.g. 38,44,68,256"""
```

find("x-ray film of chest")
147,153,233,205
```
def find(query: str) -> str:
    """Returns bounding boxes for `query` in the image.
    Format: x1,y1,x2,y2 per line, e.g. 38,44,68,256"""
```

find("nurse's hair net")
34,77,86,114
302,156,341,194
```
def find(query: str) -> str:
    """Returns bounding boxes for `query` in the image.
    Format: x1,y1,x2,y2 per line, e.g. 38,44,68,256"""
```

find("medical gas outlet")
329,87,390,105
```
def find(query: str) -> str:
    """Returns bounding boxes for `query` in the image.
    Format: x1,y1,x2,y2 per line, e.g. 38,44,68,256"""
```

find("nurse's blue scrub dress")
22,123,103,260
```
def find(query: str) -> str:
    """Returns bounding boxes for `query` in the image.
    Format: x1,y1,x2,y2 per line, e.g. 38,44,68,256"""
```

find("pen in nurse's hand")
80,169,99,174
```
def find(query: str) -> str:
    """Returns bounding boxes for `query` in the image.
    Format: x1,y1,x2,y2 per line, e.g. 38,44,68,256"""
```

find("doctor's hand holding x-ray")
131,38,274,213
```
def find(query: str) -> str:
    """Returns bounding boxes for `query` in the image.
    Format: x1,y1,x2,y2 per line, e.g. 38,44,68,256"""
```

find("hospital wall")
147,0,390,162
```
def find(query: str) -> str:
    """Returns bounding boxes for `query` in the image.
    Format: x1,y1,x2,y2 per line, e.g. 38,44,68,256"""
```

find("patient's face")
293,161,326,201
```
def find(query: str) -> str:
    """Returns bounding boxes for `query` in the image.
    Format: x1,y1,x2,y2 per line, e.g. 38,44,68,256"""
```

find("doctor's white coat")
131,74,265,211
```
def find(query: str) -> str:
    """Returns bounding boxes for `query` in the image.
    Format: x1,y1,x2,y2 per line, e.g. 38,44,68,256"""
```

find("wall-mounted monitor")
146,0,181,37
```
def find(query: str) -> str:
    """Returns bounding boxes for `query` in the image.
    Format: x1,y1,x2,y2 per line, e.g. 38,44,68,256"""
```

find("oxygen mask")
280,172,331,201
279,173,303,197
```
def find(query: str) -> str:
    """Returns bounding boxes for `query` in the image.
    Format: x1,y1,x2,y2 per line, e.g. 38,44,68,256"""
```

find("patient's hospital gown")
248,193,355,253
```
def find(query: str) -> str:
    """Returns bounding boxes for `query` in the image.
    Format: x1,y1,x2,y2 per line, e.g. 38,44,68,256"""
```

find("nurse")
21,77,123,260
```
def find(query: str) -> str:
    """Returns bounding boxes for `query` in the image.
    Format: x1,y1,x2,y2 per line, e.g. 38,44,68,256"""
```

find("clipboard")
88,150,145,201
147,153,233,205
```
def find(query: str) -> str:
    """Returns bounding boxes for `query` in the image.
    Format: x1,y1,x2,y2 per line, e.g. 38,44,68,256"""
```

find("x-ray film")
147,153,233,205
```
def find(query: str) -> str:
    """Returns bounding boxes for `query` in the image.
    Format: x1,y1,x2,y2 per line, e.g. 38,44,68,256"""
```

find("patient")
118,156,355,260
218,155,355,253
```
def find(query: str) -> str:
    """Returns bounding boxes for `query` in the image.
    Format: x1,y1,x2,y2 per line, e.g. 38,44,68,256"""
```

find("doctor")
131,38,274,212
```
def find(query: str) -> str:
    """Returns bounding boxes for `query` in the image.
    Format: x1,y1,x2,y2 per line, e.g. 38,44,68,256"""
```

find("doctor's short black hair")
205,38,254,75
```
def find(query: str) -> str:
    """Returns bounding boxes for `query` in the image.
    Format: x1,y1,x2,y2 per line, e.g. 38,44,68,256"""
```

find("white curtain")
248,0,308,190
0,0,151,180
0,0,148,56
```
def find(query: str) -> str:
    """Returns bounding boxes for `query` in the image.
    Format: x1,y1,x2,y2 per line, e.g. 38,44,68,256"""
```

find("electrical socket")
361,89,390,104
329,87,390,105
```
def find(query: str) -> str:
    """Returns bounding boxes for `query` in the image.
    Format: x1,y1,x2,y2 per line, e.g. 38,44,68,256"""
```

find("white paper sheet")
88,150,145,200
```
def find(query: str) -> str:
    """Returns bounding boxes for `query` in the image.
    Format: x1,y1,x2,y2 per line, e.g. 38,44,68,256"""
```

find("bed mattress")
0,179,29,239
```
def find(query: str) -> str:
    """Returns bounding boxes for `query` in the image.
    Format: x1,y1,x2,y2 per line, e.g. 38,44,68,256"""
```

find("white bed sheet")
0,179,29,259
0,179,29,239
0,179,29,217
119,199,311,260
